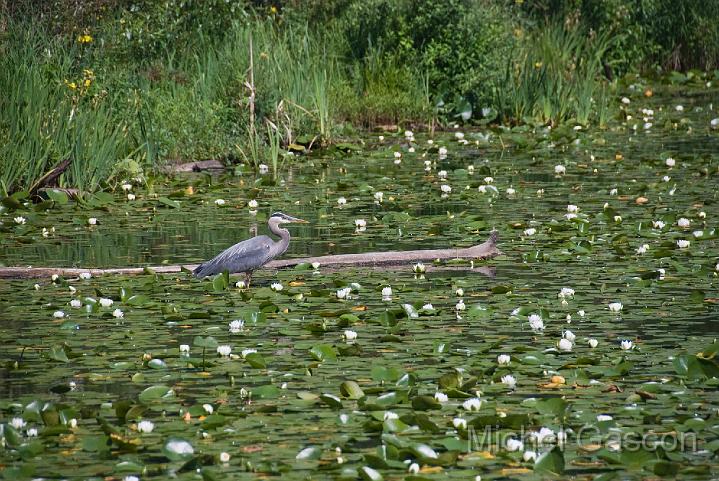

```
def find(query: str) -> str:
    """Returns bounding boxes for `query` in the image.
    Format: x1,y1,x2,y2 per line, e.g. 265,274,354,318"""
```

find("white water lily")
566,213,577,220
121,183,132,191
241,348,257,358
608,302,623,312
343,330,357,342
248,199,258,209
220,452,231,463
566,204,578,213
79,272,91,280
610,188,618,195
354,218,366,228
558,287,575,298
235,280,246,289
215,199,226,206
412,262,426,274
337,197,347,206
613,215,622,222
34,284,40,290
501,374,517,389
506,187,516,195
99,297,113,307
201,404,214,415
665,157,676,167
675,105,684,111
434,392,449,403
53,310,65,318
374,191,384,203
523,227,536,236
438,146,448,157
588,338,598,348
523,450,538,462
437,170,448,179
621,97,630,104
270,282,283,291
14,216,26,225
88,218,97,225
70,299,81,308
711,118,719,129
69,418,77,428
563,330,576,343
217,345,231,357
497,354,511,366
506,438,523,452
382,286,392,299
10,417,26,429
422,303,434,310
229,319,245,333
179,344,190,354
137,420,154,433
462,397,482,411
528,314,544,332
112,308,124,318
336,287,351,299
378,135,385,141
42,227,50,237
453,417,467,430
258,164,269,174
483,176,494,184
27,428,38,437
677,217,690,228
408,463,420,474
636,244,649,254
454,132,465,140
554,164,566,175
597,414,613,422
441,184,452,194
620,340,634,350
653,220,666,229
455,299,466,311
558,338,573,352
677,239,690,248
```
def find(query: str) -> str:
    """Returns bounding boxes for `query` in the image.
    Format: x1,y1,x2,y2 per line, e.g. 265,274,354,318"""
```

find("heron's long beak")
289,216,309,223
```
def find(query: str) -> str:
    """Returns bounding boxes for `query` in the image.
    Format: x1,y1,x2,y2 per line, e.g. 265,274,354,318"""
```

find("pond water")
1,85,718,480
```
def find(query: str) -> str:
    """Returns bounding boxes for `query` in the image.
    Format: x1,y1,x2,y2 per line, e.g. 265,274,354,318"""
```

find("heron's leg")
244,271,253,288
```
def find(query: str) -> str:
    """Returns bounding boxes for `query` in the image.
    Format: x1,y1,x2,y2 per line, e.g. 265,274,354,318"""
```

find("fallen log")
0,231,499,279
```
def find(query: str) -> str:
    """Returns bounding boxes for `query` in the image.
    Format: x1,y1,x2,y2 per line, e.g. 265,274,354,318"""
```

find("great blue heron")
193,212,307,286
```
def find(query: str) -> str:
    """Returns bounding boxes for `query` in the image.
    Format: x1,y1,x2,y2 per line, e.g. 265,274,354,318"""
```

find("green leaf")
138,385,174,404
158,197,181,209
46,189,68,205
309,344,337,362
340,381,365,399
163,438,194,461
48,344,69,363
534,446,565,475
244,352,266,369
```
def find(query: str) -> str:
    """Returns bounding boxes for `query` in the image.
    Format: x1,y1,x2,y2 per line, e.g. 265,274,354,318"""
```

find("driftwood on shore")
0,231,500,279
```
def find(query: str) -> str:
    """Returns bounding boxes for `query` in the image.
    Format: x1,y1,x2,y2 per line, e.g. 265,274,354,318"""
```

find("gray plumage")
193,212,307,283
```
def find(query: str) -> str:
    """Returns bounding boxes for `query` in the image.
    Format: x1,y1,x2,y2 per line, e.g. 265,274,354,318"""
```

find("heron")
193,212,308,286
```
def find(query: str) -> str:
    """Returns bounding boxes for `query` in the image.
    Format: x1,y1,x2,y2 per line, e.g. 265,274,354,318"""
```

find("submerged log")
0,231,500,279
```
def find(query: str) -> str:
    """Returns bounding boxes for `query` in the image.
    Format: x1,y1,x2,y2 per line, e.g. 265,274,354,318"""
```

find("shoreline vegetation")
1,0,718,195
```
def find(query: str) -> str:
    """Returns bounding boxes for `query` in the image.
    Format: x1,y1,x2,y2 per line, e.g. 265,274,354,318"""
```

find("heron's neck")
269,220,291,249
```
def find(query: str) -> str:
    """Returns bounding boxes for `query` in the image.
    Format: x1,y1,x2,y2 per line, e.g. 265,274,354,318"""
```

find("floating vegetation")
1,83,719,479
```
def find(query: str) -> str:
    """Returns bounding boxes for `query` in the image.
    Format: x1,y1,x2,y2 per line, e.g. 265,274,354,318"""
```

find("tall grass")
494,25,614,126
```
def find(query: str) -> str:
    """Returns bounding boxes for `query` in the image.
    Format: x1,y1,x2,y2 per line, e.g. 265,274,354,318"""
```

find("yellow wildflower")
270,5,278,14
84,79,91,88
77,34,93,44
65,80,77,90
534,62,543,69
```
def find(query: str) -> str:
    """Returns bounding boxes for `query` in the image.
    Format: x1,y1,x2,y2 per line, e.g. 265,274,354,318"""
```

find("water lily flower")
467,165,475,174
378,135,385,141
337,197,347,206
462,397,482,411
42,227,50,237
454,131,465,141
523,450,538,462
127,194,136,201
34,284,40,290
497,354,511,366
675,105,684,111
528,314,544,331
393,152,402,160
422,303,434,310
483,176,494,184
69,418,77,428
70,299,81,308
381,287,392,300
27,428,38,437
248,199,258,209
413,262,426,274
677,239,690,248
677,217,690,228
137,420,154,433
217,345,231,357
662,175,671,182
121,183,132,191
588,338,598,348
241,348,257,358
79,272,91,280
501,374,517,389
558,287,575,298
88,218,97,225
455,299,466,311
229,319,244,333
343,330,357,342
220,452,231,463
567,204,578,213
441,184,452,194
437,170,448,179
354,218,366,229
99,298,113,307
506,438,524,452
179,344,190,354
408,463,420,474
53,310,65,318
565,213,577,220
270,282,283,291
563,330,576,343
578,310,586,318
613,215,622,223
214,199,226,206
453,417,467,430
620,340,634,350
636,244,649,254
711,118,719,129
10,417,26,429
597,414,613,422
438,146,448,157
202,404,214,414
523,227,536,236
112,308,124,318
434,392,449,403
258,164,269,174
554,165,566,175
336,287,351,299
621,97,630,104
506,187,516,195
14,216,26,225
558,338,573,351
608,302,623,312
609,188,618,196
652,220,665,229
665,157,676,167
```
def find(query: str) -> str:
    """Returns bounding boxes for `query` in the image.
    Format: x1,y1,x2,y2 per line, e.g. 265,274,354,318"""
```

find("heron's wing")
193,235,274,278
